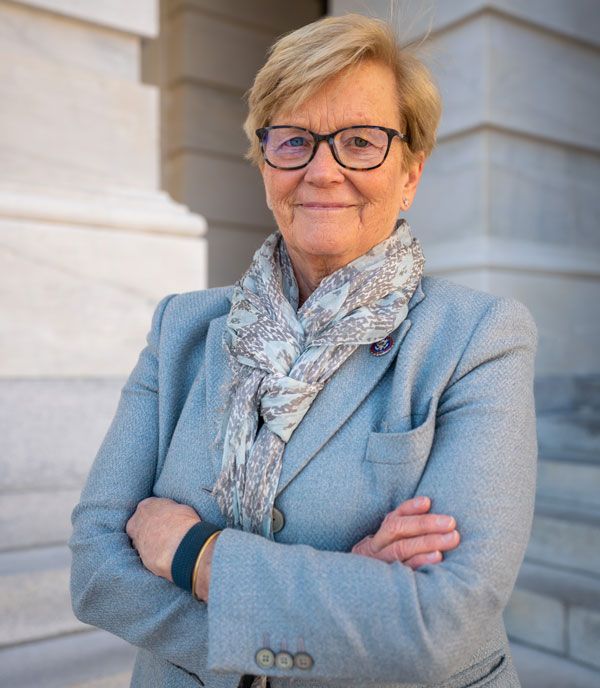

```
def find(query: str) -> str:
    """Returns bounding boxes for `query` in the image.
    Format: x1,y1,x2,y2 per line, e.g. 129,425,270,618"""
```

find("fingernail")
428,551,441,561
415,496,429,506
442,531,457,542
436,516,454,528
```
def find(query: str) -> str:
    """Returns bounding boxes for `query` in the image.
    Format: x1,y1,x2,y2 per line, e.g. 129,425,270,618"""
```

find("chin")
295,230,356,261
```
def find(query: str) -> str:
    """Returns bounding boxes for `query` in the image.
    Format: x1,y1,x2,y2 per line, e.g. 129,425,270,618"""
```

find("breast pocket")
365,395,437,465
443,650,509,688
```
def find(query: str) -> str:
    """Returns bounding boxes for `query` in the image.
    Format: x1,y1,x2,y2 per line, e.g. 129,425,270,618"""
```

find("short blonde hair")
243,13,442,172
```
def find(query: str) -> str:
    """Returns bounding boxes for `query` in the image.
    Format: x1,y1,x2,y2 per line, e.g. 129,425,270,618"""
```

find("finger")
351,499,431,558
125,514,136,539
375,530,461,563
126,524,137,549
403,551,443,569
369,513,457,553
351,534,378,557
394,496,431,516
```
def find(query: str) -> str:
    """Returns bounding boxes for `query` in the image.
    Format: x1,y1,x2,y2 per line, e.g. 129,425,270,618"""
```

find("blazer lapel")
204,279,426,489
274,318,413,496
276,280,425,494
204,312,233,480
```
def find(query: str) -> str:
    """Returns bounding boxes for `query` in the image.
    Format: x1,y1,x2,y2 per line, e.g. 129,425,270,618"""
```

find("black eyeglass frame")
255,125,410,171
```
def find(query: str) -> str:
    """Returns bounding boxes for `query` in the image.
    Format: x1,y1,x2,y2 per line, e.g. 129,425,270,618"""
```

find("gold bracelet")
191,530,222,601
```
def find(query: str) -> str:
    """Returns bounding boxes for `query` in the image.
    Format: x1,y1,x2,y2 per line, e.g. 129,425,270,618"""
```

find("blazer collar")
204,279,426,493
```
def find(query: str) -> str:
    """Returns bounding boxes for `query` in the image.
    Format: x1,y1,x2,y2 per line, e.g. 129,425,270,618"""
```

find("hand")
351,496,460,569
126,496,201,581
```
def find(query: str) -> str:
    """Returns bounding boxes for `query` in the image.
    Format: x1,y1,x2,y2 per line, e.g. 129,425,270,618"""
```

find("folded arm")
70,293,537,685
206,296,538,684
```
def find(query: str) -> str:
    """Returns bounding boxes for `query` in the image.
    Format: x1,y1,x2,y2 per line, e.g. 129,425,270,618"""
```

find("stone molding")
13,0,158,37
335,0,600,49
0,186,206,237
423,235,600,278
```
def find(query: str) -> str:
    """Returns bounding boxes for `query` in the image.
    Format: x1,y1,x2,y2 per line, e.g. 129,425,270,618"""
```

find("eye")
282,136,308,148
351,137,371,148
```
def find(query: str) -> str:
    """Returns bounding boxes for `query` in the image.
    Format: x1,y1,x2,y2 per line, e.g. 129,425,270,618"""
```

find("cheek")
263,171,300,208
354,175,395,206
360,168,406,208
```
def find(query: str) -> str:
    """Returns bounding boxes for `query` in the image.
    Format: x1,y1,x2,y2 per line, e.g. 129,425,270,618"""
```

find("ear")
403,151,426,195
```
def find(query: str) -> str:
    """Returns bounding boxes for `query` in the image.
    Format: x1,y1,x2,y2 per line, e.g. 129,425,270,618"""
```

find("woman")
70,13,537,688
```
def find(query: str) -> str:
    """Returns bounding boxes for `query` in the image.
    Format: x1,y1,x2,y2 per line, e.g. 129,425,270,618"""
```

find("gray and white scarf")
211,218,425,539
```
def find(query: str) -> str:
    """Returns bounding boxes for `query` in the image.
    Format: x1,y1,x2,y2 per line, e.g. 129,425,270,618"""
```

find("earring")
402,196,410,209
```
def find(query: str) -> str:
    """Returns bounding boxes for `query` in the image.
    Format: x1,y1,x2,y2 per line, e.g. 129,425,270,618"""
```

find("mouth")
299,203,354,210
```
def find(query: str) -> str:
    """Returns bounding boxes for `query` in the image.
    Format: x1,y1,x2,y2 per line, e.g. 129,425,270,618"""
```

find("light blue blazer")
69,274,538,688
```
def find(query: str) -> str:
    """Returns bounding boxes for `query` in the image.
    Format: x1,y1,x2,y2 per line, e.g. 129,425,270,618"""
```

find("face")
260,59,425,274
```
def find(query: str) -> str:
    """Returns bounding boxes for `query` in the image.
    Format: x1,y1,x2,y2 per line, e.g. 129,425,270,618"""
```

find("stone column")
153,0,324,286
0,0,207,380
0,0,204,680
332,0,600,380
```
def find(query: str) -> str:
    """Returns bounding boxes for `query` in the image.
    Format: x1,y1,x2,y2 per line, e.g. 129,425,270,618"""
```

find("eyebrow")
269,122,391,132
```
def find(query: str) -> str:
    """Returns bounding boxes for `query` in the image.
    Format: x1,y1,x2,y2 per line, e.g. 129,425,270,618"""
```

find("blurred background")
0,1,599,686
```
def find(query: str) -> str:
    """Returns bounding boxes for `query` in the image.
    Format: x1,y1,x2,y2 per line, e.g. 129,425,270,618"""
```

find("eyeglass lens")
261,127,390,169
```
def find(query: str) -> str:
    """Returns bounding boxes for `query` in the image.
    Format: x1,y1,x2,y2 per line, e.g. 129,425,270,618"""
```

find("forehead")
271,60,400,131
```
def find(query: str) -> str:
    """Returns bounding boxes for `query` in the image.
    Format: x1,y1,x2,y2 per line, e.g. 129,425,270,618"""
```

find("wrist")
193,530,221,602
171,521,221,594
167,517,201,581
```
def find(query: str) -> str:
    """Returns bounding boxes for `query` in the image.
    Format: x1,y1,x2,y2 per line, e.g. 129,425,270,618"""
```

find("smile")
299,204,354,210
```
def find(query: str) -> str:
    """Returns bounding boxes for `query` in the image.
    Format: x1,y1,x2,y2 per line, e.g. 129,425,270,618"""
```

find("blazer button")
294,652,314,670
255,648,275,669
275,651,294,670
272,507,285,534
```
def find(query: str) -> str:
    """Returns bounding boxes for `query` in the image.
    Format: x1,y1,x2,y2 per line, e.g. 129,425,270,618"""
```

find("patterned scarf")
211,218,425,539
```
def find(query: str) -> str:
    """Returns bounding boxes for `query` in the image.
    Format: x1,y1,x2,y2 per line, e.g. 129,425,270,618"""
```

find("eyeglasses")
255,125,409,171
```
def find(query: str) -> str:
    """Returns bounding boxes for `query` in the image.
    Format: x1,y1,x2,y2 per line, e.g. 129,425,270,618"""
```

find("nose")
303,139,345,184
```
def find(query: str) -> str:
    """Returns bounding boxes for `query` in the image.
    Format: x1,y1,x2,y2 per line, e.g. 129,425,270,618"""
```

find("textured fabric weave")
211,218,425,537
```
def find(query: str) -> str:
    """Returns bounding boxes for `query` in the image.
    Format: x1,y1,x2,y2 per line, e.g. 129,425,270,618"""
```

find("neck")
283,220,401,308
287,247,346,308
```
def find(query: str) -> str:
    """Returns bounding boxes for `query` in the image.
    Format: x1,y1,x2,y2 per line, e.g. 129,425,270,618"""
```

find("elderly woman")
70,13,537,688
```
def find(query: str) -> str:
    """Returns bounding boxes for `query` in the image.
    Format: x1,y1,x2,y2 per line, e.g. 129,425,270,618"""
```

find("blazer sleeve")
206,296,539,684
69,293,215,683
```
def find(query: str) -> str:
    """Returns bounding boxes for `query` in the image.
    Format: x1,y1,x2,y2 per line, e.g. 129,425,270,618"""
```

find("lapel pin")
370,335,394,356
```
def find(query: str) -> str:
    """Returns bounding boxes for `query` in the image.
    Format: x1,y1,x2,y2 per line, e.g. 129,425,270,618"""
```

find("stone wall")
151,0,325,286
